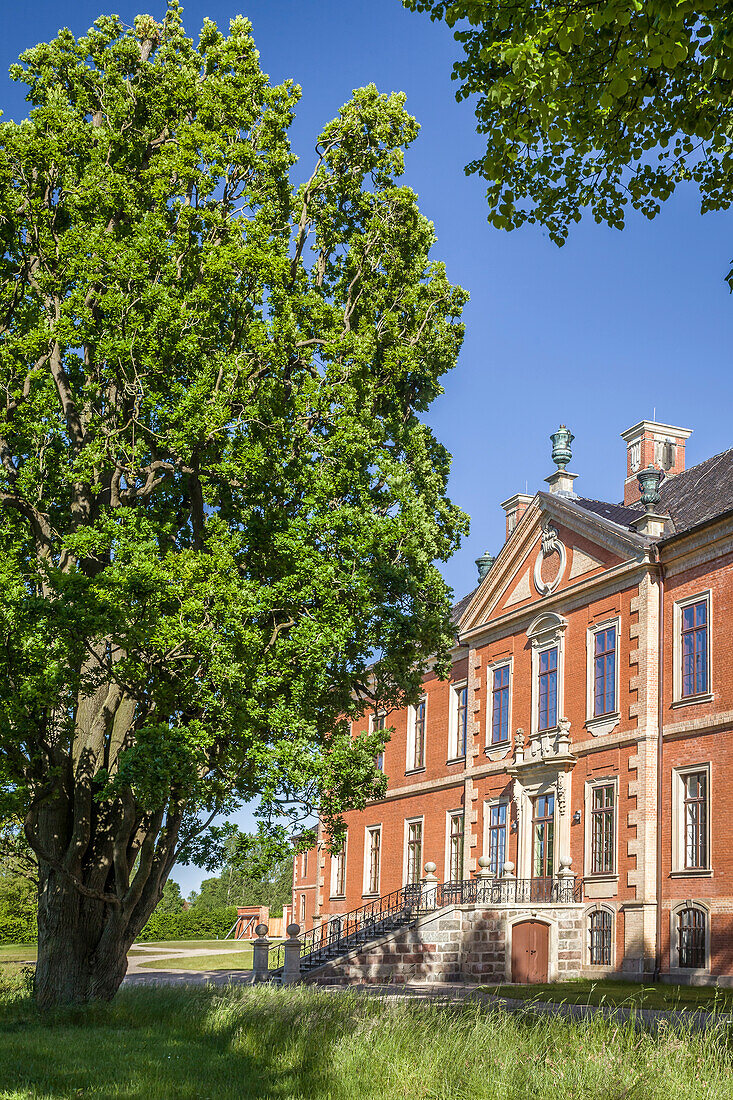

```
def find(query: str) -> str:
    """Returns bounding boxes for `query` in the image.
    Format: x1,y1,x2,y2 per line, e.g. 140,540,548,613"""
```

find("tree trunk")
35,865,131,1008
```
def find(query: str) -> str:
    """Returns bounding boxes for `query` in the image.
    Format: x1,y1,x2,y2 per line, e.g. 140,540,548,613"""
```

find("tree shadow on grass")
0,984,355,1099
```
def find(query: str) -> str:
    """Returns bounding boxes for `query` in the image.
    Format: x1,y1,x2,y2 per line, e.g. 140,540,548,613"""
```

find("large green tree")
0,4,467,1006
405,0,733,269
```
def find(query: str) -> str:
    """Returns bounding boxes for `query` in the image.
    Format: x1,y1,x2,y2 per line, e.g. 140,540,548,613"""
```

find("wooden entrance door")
511,920,549,983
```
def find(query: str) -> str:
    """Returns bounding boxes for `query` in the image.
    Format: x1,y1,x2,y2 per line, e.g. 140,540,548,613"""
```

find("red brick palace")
293,418,733,984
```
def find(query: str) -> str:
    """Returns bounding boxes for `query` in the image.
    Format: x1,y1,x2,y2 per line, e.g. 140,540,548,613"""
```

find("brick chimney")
621,420,692,505
501,493,533,540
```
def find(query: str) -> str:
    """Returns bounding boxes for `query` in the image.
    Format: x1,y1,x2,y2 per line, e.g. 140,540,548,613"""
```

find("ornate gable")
457,493,645,635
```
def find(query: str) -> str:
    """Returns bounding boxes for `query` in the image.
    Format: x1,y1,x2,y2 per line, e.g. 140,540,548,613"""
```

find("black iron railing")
270,874,583,973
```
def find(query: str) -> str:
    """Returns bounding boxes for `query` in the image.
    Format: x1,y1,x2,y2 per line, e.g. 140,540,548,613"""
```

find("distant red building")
294,418,733,984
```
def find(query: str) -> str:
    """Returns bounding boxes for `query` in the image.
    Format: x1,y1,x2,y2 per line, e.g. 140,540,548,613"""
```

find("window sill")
671,692,713,709
584,873,619,882
585,713,620,738
446,756,466,767
361,892,380,899
404,766,426,776
669,868,713,878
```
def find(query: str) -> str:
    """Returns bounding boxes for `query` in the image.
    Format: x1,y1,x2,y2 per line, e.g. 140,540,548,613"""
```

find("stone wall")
307,903,584,985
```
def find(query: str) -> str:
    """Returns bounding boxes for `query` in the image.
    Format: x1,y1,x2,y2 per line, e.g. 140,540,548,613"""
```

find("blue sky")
4,0,733,894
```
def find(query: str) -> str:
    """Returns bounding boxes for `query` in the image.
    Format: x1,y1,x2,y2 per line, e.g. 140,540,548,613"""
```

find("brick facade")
297,419,733,986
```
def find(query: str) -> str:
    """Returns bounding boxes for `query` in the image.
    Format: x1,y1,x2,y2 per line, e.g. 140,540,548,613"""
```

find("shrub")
136,905,239,942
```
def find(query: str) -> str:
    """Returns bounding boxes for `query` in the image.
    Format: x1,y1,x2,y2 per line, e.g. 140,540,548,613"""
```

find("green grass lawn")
129,939,248,954
0,983,731,1099
138,949,254,971
0,945,36,963
481,979,733,1012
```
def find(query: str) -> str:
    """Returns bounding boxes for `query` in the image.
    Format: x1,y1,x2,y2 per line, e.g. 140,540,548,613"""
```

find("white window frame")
363,824,382,896
406,695,427,773
403,816,425,887
527,613,567,739
483,798,509,878
583,775,619,881
444,809,465,882
330,836,347,899
585,616,621,737
485,658,513,749
585,904,616,969
669,901,710,972
671,762,712,876
672,590,713,706
369,711,387,772
299,893,306,924
448,680,468,762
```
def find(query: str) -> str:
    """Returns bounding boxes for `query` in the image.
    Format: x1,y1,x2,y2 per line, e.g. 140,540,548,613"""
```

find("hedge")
136,906,239,942
0,913,37,945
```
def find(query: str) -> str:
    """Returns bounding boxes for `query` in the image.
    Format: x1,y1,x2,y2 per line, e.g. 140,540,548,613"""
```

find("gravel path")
121,968,733,1030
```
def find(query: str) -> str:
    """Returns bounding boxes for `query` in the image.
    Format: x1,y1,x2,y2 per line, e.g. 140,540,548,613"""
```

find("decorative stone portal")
511,919,549,983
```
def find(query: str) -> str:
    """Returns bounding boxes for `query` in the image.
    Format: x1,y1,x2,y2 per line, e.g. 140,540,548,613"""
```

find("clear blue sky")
4,0,732,894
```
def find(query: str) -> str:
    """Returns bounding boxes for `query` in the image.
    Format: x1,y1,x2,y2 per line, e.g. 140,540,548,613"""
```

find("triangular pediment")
458,493,646,635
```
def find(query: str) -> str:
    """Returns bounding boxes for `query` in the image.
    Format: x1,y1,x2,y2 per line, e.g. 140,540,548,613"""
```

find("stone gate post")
252,923,271,982
282,923,302,986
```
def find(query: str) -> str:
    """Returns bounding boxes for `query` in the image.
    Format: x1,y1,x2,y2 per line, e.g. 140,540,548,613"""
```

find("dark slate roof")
573,496,643,529
451,586,478,625
657,447,733,536
568,447,733,541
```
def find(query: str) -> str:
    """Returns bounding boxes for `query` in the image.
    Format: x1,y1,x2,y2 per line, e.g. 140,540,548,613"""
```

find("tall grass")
0,980,730,1098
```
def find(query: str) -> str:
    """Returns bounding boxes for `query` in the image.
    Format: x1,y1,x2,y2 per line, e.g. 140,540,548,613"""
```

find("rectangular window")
454,685,468,758
492,665,510,744
682,600,708,697
366,827,381,895
373,713,386,772
672,763,711,874
590,784,615,874
409,698,426,770
684,771,708,869
533,794,555,878
331,845,346,897
405,820,423,886
678,907,706,968
538,648,558,731
448,812,464,882
299,894,306,924
301,851,308,878
593,627,617,717
487,803,507,877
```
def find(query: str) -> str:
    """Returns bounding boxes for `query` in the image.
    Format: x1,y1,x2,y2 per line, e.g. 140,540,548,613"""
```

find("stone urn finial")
550,424,574,471
475,551,496,582
637,464,664,510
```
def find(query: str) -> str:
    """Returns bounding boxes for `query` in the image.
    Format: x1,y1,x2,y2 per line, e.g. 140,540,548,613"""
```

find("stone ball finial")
478,855,492,870
475,551,496,582
502,861,515,874
286,923,300,939
255,923,269,937
559,855,573,870
637,464,664,510
550,424,574,471
424,861,437,875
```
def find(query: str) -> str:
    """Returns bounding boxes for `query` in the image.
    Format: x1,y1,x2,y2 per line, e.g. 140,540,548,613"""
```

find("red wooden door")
511,920,549,983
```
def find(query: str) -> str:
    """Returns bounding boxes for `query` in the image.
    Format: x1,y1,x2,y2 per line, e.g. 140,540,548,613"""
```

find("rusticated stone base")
306,903,584,985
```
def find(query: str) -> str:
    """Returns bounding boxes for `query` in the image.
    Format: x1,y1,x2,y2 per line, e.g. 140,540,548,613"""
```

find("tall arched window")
678,907,706,969
588,908,612,966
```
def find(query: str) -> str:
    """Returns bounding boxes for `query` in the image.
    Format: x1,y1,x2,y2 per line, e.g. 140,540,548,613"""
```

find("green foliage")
156,879,184,914
187,829,294,913
0,0,467,988
137,905,238,942
404,0,733,274
0,874,37,945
